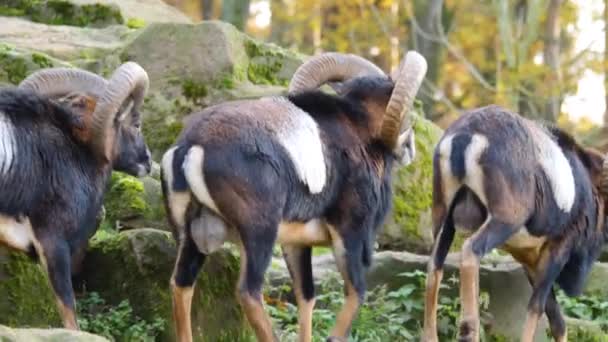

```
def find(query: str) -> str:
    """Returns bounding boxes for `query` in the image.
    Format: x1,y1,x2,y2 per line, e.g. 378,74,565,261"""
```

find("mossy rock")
378,111,443,253
0,0,123,28
0,43,71,85
78,228,251,342
0,248,60,327
102,171,165,230
0,324,109,341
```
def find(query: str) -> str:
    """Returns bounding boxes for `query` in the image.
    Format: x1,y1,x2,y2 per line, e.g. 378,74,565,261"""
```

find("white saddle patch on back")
0,113,15,175
530,126,575,212
271,97,327,194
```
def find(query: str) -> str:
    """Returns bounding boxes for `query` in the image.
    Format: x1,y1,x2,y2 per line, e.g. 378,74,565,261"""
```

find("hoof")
420,334,439,342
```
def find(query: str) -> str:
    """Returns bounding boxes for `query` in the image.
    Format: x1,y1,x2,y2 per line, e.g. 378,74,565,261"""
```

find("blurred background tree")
163,0,606,141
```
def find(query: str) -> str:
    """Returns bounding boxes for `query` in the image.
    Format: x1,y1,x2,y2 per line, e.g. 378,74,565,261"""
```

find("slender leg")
545,289,567,342
35,238,78,330
237,231,278,342
282,245,315,342
422,213,455,342
171,233,206,342
521,246,568,342
459,217,518,342
326,229,366,342
522,266,567,342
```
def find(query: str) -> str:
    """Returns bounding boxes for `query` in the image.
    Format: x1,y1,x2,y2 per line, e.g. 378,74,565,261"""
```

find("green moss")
247,61,286,86
243,38,295,86
182,79,208,102
5,0,124,28
104,172,148,226
0,6,25,16
141,95,194,160
380,107,443,252
31,52,52,68
126,17,146,29
0,52,28,84
81,229,252,341
0,250,60,327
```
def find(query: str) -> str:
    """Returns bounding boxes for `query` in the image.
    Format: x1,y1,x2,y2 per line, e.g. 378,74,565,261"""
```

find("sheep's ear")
54,93,97,142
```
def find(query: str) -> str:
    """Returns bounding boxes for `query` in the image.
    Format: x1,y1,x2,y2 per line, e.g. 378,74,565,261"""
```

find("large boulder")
0,43,72,86
115,21,305,158
0,17,135,61
77,228,251,342
377,113,444,253
0,325,108,342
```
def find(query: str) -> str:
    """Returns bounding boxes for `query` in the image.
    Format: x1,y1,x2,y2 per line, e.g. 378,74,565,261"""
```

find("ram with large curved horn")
422,105,608,342
0,62,152,330
161,50,427,342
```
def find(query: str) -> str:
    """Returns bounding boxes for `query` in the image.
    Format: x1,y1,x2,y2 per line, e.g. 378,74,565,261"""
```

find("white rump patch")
464,134,489,205
531,127,575,212
161,147,191,228
272,97,327,194
437,134,460,206
183,145,220,214
0,113,15,175
0,214,33,252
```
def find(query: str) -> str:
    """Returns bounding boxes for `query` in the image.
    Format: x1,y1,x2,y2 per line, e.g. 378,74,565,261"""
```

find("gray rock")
0,325,108,342
0,17,136,61
69,0,192,24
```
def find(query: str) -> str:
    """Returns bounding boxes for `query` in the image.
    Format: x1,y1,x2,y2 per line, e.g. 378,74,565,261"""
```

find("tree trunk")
543,0,562,122
413,0,445,119
221,0,250,31
604,0,608,126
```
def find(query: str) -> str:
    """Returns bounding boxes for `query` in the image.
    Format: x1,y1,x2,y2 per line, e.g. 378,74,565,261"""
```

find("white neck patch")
271,97,327,194
530,126,575,212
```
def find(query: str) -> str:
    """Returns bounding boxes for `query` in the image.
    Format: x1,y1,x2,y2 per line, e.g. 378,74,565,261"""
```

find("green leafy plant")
266,270,492,341
77,291,165,342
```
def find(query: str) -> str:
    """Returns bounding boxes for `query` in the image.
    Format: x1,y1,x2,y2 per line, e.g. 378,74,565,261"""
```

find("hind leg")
171,229,206,342
326,227,367,342
422,207,455,342
520,243,568,342
283,245,315,342
236,227,279,342
458,217,519,342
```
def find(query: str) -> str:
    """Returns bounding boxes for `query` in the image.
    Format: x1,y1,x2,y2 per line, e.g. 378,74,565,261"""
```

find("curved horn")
380,51,427,148
19,68,107,98
89,61,149,162
601,155,608,196
289,52,385,93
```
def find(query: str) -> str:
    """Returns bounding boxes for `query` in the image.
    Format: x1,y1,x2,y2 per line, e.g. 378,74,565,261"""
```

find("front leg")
282,245,315,342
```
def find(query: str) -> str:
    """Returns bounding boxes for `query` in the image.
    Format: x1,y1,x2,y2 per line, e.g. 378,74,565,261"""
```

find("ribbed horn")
19,68,107,98
89,62,149,162
380,51,427,148
601,154,608,196
289,52,385,93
